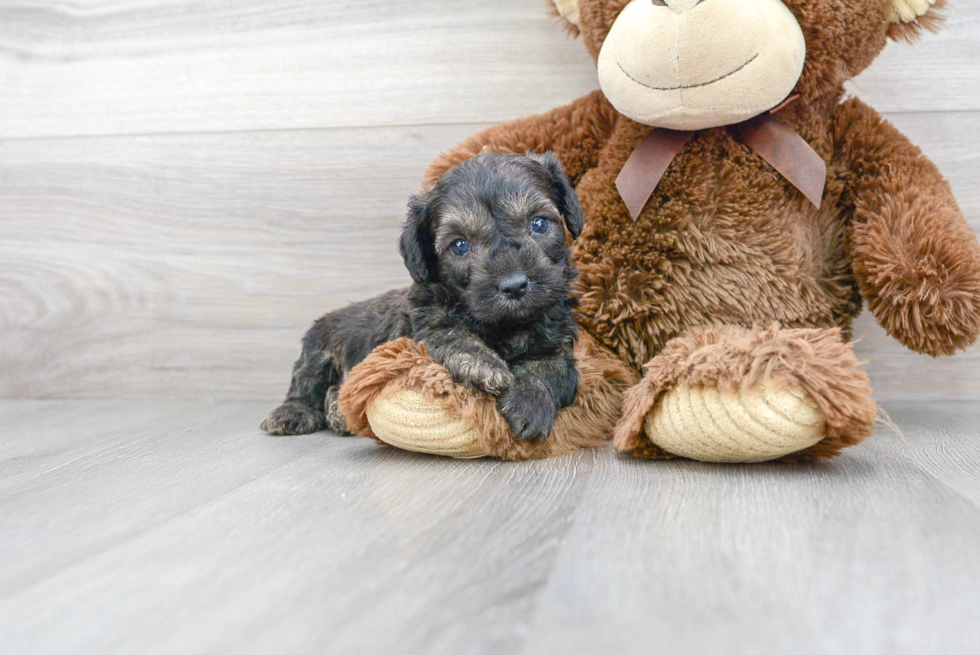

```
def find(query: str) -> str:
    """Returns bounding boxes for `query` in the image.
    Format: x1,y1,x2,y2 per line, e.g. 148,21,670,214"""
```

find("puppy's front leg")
498,349,578,441
428,334,514,395
415,316,513,394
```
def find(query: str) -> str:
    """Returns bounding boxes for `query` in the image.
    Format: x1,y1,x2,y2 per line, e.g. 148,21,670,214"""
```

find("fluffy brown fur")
411,0,980,461
339,332,637,461
836,97,980,356
614,324,877,461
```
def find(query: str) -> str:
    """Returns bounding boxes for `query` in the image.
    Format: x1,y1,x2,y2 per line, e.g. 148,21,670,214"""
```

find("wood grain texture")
521,419,980,655
0,0,598,139
878,403,980,508
1,113,978,401
1,399,978,654
845,1,980,113
0,124,481,398
0,0,977,140
0,400,593,654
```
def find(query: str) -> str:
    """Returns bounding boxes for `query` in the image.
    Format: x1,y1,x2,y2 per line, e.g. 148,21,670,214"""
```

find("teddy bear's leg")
338,335,636,460
614,324,877,463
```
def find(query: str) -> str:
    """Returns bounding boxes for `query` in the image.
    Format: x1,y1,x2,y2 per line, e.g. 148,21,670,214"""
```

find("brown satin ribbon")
615,113,827,221
615,129,694,221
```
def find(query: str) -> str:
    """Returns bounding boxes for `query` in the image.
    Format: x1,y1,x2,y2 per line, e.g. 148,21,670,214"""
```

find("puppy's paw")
323,408,351,436
443,352,514,395
498,385,558,441
261,402,323,435
324,387,352,436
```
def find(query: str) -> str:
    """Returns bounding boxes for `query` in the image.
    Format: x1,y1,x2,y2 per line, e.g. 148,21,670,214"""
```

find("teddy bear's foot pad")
367,389,484,458
645,382,826,463
615,324,878,462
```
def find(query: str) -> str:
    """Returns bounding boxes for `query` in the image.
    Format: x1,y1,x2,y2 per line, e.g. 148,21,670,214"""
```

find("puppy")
261,151,584,441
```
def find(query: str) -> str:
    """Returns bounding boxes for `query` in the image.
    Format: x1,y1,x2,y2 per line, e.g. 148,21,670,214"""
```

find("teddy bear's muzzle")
595,0,805,131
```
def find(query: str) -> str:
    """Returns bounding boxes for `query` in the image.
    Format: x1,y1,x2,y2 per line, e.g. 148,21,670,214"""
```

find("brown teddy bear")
339,0,980,463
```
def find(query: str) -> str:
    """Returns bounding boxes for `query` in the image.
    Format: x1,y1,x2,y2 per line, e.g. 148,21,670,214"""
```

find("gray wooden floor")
2,399,978,654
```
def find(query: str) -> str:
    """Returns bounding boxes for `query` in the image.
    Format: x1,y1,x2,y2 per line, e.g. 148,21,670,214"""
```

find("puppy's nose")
499,274,529,300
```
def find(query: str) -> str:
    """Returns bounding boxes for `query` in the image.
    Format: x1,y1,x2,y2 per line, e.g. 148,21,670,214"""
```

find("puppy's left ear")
530,151,584,239
399,190,437,284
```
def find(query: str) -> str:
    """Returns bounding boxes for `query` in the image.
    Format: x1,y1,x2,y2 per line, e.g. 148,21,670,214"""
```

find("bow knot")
614,114,827,221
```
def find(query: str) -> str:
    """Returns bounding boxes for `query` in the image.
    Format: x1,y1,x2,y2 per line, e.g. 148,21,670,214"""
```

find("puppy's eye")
450,239,470,257
530,217,549,235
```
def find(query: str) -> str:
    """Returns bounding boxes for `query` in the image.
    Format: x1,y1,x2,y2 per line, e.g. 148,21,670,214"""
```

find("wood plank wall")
1,0,978,401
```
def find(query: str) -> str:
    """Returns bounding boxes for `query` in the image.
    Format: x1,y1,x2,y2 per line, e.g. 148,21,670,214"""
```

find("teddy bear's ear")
887,0,946,43
550,0,581,36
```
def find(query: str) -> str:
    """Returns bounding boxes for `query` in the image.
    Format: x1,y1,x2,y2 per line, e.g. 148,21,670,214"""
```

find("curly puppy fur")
262,151,585,441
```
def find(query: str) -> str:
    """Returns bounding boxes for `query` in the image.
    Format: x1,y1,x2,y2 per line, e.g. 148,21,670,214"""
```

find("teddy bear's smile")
616,53,758,92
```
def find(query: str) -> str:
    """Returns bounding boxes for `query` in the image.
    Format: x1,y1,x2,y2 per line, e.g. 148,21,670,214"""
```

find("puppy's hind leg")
262,322,341,436
324,385,351,436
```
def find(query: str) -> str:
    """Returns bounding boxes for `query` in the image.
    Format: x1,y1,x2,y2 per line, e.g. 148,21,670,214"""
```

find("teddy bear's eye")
450,239,470,257
530,217,549,235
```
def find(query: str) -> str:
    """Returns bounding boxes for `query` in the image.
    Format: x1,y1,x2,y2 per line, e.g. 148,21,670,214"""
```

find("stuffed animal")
339,0,980,462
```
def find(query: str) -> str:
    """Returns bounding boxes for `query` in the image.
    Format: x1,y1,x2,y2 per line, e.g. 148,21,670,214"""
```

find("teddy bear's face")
555,0,941,130
595,0,806,130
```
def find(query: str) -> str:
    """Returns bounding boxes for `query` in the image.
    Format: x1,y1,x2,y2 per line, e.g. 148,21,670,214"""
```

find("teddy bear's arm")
423,90,618,188
834,97,980,356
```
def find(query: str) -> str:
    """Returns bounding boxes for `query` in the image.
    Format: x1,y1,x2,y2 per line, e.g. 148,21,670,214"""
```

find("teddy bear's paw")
366,389,485,458
871,275,980,357
644,381,826,463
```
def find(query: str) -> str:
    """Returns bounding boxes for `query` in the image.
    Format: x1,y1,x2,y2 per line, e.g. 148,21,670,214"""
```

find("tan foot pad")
615,324,878,462
645,382,826,463
338,333,637,461
367,389,484,459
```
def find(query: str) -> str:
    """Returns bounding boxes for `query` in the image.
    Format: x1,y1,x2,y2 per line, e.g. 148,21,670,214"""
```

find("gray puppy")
261,151,584,441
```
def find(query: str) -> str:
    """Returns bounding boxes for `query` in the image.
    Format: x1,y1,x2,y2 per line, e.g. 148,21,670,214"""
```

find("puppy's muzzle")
498,273,529,300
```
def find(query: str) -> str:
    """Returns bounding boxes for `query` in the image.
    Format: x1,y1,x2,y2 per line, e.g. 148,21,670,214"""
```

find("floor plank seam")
2,108,977,144
875,431,980,512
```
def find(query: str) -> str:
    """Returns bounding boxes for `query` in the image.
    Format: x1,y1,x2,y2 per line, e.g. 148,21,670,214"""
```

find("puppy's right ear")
399,191,436,284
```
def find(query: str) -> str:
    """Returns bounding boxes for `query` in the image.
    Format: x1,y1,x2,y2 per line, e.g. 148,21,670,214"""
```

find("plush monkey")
340,0,980,462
